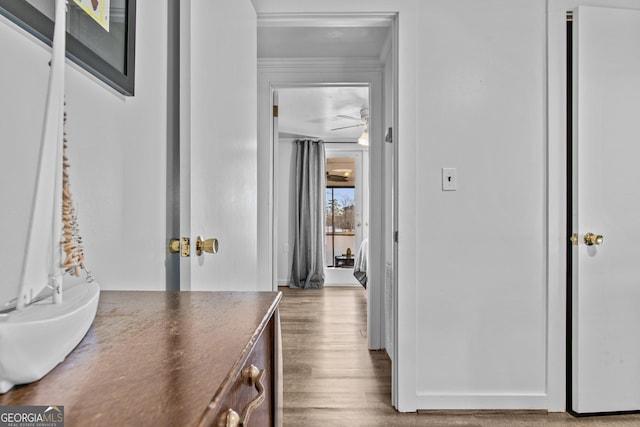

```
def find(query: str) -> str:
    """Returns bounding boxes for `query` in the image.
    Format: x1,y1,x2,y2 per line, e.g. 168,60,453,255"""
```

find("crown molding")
257,12,395,28
258,57,383,71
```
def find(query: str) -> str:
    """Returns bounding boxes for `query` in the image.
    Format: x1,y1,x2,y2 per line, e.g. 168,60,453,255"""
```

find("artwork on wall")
0,0,136,95
72,0,111,31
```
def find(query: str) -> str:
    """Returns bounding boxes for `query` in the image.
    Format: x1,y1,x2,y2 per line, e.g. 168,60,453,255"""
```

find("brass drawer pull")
216,365,266,427
240,364,266,426
218,408,240,427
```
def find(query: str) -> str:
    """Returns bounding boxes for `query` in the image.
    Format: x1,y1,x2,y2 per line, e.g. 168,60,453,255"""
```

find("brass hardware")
217,408,240,427
273,105,279,117
211,366,265,426
242,364,260,385
181,238,190,257
584,232,604,246
169,238,190,256
196,236,219,256
570,233,579,246
168,239,180,254
240,364,266,426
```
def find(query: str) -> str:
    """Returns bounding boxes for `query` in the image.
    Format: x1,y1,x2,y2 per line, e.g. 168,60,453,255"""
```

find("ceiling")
259,22,390,142
278,86,369,142
258,25,390,59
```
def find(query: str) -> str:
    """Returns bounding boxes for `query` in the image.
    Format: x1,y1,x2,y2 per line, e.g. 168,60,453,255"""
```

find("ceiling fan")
330,107,369,131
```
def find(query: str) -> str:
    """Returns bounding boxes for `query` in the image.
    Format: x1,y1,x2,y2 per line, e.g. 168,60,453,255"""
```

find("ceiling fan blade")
330,123,365,131
336,114,362,121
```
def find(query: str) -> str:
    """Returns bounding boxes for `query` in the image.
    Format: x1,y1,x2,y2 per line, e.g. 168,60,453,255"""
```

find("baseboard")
418,409,548,415
278,281,361,287
414,393,548,411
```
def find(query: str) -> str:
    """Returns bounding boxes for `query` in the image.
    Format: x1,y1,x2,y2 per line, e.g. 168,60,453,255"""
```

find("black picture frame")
0,0,136,96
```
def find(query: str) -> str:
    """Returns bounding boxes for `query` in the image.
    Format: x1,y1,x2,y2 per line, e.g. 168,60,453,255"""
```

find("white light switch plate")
442,168,457,191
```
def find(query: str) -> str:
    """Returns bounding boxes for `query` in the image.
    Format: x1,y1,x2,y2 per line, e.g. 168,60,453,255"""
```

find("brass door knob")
196,236,219,256
584,232,604,246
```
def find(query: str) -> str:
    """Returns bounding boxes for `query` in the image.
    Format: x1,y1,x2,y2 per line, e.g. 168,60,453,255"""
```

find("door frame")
565,11,575,413
263,75,384,350
256,14,395,360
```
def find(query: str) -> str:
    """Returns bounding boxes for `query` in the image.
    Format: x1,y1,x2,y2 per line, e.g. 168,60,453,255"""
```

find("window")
325,186,356,267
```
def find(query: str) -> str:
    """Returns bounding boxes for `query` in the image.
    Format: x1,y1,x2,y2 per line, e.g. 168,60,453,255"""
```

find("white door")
179,0,259,291
572,5,640,414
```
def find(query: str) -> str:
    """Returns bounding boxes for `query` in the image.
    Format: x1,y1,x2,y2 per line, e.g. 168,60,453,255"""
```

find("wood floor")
279,286,640,426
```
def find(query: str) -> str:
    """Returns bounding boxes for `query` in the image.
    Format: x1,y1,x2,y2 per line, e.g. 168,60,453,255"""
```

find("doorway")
325,150,367,286
273,85,370,288
273,86,370,288
257,12,397,404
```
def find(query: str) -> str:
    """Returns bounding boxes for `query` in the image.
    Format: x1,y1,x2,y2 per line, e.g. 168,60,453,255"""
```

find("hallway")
279,286,640,426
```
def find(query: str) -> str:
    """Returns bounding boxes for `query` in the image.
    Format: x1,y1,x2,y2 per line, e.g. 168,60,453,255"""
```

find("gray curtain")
291,139,326,289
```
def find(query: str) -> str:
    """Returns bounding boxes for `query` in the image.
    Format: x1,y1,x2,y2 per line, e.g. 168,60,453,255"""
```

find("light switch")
442,168,457,191
284,243,289,253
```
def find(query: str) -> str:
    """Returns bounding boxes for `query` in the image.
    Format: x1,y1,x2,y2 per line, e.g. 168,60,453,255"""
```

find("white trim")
389,16,400,410
258,57,384,70
415,394,549,411
257,12,395,28
379,29,393,65
545,0,567,413
278,281,361,288
179,0,192,291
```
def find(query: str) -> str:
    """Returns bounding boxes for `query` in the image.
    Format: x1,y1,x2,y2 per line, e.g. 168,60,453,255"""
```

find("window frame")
325,185,356,267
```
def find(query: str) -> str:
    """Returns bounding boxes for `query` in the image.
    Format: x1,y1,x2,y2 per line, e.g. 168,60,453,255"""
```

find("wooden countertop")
0,291,281,427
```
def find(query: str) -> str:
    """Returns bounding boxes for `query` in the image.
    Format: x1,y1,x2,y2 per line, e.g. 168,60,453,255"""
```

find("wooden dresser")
0,291,282,427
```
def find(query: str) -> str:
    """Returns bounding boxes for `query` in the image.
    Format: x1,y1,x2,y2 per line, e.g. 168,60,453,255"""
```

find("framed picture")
0,0,136,96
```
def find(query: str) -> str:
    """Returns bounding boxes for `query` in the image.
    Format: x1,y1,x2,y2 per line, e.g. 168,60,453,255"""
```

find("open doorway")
257,12,398,405
325,149,367,286
274,86,370,288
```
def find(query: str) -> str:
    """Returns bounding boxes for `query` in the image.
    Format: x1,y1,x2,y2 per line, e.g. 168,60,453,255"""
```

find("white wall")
0,0,168,298
276,137,295,285
253,0,557,412
381,32,395,362
415,0,547,406
0,0,575,412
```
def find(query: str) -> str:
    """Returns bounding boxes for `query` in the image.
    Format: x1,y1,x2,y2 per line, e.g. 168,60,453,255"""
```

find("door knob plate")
168,238,190,257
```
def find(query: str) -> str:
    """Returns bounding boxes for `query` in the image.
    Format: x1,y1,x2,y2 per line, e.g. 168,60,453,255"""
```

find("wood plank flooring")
279,286,640,426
